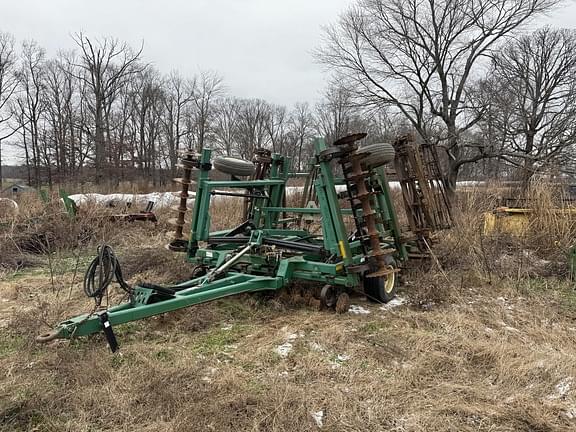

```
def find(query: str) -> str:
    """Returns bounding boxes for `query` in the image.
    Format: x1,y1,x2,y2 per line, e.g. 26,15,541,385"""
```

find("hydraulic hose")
83,244,132,300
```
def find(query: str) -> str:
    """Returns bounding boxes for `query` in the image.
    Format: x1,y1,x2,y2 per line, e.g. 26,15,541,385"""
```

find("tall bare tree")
15,41,47,186
490,27,576,184
162,71,194,172
189,70,223,152
318,0,560,195
0,32,18,188
44,55,77,178
70,33,143,181
289,102,314,171
266,104,289,154
235,99,271,158
315,86,356,144
213,97,240,156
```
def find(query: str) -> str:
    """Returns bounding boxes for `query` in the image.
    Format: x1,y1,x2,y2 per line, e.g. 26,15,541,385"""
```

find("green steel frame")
42,138,407,343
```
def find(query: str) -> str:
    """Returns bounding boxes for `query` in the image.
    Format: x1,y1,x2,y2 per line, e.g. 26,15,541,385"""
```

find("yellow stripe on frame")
338,240,347,259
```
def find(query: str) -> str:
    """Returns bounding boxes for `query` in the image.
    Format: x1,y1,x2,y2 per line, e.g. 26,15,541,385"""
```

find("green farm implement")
36,133,451,351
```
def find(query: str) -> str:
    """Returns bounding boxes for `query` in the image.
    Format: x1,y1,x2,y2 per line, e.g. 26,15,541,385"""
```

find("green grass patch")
154,348,175,362
3,266,49,281
3,252,93,282
191,324,249,355
214,298,257,320
359,320,385,334
113,321,145,338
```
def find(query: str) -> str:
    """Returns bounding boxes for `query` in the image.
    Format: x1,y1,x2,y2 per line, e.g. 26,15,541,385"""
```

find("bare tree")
235,99,271,158
318,0,560,195
189,70,223,152
213,97,240,156
162,71,194,172
288,102,314,171
315,86,352,144
131,68,164,182
0,32,18,188
70,33,143,181
43,55,78,179
266,104,289,154
489,27,576,184
15,41,47,186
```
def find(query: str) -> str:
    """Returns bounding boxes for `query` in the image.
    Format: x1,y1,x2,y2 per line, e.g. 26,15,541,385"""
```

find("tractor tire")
213,156,255,177
357,143,395,169
363,256,398,303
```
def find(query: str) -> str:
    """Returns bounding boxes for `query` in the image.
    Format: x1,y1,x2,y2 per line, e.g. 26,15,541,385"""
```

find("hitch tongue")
36,329,61,343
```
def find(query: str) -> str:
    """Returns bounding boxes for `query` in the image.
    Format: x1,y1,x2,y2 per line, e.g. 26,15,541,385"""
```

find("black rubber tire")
363,256,398,303
320,284,337,309
191,265,207,278
357,143,395,169
213,156,255,177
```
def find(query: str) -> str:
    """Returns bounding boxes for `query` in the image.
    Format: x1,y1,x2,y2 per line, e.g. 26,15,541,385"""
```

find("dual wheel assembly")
320,284,351,314
319,263,398,314
320,263,398,313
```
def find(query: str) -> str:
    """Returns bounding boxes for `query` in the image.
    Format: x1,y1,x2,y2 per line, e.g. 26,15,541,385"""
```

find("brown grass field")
2,185,576,431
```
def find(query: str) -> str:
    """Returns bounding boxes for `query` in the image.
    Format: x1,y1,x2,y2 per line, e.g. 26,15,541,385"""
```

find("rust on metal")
334,133,367,146
393,134,453,251
243,148,273,220
335,133,392,278
168,149,198,251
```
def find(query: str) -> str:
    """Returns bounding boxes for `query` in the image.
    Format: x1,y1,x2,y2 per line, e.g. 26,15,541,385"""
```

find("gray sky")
1,0,575,106
0,0,575,166
1,0,349,106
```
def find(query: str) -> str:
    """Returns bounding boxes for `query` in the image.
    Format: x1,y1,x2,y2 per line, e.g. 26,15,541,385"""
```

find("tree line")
1,0,576,191
0,32,396,188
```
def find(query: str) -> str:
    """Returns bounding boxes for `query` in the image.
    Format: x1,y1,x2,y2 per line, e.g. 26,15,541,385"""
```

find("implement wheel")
320,284,337,309
213,156,255,177
357,143,395,169
191,265,208,278
363,257,398,303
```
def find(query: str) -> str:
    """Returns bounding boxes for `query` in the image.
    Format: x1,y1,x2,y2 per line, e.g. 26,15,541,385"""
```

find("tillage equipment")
37,133,451,351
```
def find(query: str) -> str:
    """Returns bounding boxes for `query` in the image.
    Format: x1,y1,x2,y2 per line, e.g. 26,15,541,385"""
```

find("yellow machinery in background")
483,207,532,236
483,207,576,236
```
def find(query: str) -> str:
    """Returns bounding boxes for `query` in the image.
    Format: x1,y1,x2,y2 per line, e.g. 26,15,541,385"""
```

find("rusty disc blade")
178,159,198,169
371,248,396,257
334,133,367,146
172,177,196,185
171,191,193,198
167,239,189,252
167,217,190,226
171,206,189,213
177,148,198,156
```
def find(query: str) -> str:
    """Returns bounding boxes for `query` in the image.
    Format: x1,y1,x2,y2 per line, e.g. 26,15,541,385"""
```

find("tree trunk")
444,129,460,203
521,133,535,191
94,99,105,183
0,138,3,190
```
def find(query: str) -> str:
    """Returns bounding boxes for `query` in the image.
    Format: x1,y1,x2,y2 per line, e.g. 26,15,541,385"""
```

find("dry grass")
2,183,576,431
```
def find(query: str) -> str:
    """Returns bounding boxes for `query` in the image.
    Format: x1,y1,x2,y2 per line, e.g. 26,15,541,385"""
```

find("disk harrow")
332,133,396,278
37,134,448,351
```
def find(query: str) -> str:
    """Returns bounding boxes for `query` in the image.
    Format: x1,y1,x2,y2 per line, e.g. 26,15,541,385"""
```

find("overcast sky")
1,0,575,165
1,0,575,108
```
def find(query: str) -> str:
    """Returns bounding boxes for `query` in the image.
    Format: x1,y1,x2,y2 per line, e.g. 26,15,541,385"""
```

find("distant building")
1,183,35,195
